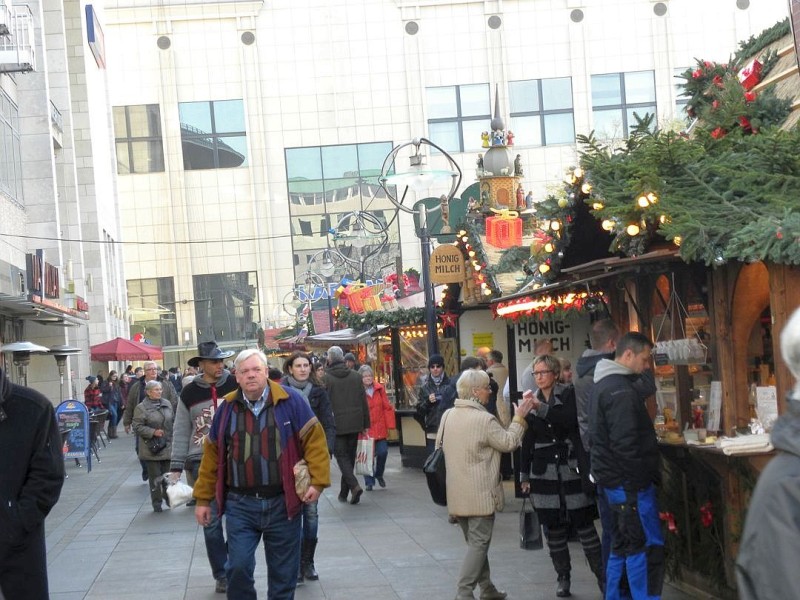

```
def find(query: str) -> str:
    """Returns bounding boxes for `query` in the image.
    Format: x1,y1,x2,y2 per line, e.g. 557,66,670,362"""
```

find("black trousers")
334,433,360,495
0,521,49,599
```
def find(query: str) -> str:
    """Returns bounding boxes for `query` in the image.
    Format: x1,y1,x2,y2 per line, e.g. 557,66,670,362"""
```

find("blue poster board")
56,400,91,472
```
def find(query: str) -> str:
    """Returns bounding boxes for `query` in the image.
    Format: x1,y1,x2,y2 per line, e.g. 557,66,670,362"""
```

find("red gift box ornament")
738,59,762,91
486,208,522,249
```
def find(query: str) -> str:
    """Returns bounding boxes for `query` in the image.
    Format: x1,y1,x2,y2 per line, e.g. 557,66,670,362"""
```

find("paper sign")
756,386,779,431
707,381,722,433
472,333,494,355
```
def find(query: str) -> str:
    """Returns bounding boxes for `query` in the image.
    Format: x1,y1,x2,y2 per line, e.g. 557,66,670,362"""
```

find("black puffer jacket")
0,369,64,548
588,359,659,491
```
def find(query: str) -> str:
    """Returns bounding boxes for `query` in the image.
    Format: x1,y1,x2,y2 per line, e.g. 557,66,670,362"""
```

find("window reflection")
508,77,574,147
193,271,259,343
112,104,165,174
591,71,656,139
179,100,247,170
126,277,178,346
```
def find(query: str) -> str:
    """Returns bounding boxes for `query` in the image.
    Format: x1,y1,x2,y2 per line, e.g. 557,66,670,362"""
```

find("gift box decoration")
362,295,383,312
738,59,762,91
486,209,522,248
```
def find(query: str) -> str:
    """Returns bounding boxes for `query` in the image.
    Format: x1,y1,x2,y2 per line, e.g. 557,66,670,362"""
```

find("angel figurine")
481,131,490,148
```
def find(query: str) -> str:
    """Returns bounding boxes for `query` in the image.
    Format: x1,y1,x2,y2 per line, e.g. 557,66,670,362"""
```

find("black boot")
302,538,319,581
107,425,118,439
586,550,605,595
556,575,571,598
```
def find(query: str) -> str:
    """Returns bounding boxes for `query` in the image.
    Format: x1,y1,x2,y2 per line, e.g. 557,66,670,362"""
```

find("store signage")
26,250,60,299
85,5,106,69
55,400,92,472
429,245,464,284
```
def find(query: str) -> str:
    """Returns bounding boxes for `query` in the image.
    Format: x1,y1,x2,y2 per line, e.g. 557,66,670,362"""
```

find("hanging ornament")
700,501,714,528
439,312,459,328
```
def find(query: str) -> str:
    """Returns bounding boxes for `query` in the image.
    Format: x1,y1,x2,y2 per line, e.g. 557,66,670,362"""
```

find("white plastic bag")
354,435,374,476
165,476,194,508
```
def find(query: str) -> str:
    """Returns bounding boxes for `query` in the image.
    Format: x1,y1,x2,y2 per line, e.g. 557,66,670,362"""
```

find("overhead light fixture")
381,138,459,195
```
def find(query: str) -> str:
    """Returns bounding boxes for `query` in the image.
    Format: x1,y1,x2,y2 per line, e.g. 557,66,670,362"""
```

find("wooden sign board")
429,245,465,285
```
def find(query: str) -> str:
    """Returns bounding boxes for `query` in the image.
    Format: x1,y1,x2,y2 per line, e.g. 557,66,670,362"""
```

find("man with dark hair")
0,366,65,599
589,332,663,600
325,345,370,505
486,350,509,426
170,341,237,594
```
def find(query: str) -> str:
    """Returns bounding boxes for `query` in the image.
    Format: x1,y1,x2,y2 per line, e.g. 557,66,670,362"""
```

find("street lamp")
1,341,50,387
380,137,462,357
49,345,81,402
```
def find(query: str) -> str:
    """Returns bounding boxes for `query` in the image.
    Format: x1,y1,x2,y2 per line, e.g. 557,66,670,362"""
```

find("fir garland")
733,18,790,64
335,306,426,329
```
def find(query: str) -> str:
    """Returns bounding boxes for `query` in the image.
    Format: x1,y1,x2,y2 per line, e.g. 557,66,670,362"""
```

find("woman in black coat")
519,354,603,597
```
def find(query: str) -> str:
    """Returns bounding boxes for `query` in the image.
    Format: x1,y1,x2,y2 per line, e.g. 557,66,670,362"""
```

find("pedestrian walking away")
359,365,396,491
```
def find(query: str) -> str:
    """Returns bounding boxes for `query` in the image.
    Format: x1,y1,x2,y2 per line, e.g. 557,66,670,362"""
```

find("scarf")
365,385,374,397
286,375,312,400
430,374,444,386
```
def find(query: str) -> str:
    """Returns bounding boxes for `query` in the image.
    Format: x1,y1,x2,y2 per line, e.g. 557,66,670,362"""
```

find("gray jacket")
736,394,800,600
123,377,178,427
132,397,174,461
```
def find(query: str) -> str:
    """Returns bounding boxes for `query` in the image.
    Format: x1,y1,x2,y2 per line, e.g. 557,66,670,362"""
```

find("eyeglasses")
532,370,553,377
430,364,443,369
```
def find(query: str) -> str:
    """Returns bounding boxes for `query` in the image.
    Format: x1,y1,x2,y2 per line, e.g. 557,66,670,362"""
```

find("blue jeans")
301,499,318,540
187,460,227,580
364,439,388,487
598,485,613,572
225,492,300,600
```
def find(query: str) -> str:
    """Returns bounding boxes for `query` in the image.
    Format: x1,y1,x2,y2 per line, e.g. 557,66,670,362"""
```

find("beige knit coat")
437,398,528,517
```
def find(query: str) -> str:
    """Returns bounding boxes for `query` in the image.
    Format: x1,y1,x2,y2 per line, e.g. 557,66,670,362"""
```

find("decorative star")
439,312,459,328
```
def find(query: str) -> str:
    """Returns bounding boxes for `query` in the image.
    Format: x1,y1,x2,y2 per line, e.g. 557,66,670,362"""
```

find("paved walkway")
45,436,702,599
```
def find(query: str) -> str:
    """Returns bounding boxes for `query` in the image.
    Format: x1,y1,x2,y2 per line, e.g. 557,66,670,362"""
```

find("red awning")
90,337,163,361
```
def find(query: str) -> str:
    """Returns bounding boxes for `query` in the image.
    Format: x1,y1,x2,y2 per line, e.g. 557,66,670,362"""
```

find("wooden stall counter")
396,408,428,469
657,440,775,599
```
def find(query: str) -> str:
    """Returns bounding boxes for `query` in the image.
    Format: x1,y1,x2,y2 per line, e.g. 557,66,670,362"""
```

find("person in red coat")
83,376,104,412
358,365,396,491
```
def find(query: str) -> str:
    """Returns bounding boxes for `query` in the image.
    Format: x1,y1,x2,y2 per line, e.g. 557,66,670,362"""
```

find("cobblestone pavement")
45,436,702,599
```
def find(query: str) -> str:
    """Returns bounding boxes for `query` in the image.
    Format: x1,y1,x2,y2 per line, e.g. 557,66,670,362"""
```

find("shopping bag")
355,435,374,476
422,446,447,506
519,496,543,550
164,474,194,508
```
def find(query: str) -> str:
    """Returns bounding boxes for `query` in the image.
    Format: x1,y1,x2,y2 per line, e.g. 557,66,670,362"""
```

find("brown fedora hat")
187,341,234,367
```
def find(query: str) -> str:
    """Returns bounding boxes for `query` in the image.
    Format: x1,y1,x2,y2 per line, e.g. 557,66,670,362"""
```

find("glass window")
426,84,490,152
285,141,402,286
112,104,165,174
178,100,247,170
591,71,657,139
508,77,575,147
0,91,22,203
675,67,691,120
126,277,178,347
193,272,260,343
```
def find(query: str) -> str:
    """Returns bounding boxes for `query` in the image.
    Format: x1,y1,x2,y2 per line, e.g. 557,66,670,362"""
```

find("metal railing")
0,5,35,73
50,100,62,133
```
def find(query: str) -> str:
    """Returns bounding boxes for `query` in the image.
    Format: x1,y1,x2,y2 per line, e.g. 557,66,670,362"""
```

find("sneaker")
377,476,386,487
215,578,227,594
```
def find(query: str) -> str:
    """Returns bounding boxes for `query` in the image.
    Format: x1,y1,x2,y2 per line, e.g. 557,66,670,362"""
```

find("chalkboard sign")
56,400,91,472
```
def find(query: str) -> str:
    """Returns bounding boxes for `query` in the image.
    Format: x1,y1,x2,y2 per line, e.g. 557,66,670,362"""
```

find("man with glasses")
123,361,178,480
169,342,237,594
415,354,457,454
589,332,663,600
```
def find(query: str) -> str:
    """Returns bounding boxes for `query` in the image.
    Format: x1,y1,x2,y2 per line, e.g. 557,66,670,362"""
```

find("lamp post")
49,345,81,402
1,341,50,387
380,138,462,358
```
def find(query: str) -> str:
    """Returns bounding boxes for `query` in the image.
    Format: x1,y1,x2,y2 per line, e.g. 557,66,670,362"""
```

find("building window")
179,100,247,170
0,91,23,202
193,271,259,343
426,84,491,153
285,142,402,286
112,105,165,174
591,71,656,139
126,277,178,347
509,77,575,146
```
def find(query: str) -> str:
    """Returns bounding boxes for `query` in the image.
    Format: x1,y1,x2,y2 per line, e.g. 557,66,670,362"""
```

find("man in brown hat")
169,341,237,594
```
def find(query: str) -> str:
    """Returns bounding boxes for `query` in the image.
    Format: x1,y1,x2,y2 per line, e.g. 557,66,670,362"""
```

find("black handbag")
519,496,544,550
146,435,167,454
423,411,450,506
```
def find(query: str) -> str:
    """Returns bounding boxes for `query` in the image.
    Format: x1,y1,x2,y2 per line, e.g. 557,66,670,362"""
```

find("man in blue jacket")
0,366,65,599
589,332,662,600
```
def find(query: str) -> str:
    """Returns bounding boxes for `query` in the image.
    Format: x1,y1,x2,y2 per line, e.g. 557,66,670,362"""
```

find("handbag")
146,435,167,454
423,410,450,507
519,496,544,550
355,434,375,477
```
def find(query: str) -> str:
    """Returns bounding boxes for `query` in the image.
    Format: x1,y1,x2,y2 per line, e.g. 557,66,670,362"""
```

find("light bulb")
647,192,658,204
539,263,551,274
581,183,592,194
627,224,640,236
592,202,604,211
673,236,682,246
574,167,584,179
637,196,649,208
551,221,561,232
544,243,554,253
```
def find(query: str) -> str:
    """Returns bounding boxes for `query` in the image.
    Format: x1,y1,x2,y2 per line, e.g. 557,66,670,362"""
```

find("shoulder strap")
436,409,450,449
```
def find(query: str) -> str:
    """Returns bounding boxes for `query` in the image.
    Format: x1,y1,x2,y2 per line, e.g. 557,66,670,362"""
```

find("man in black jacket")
324,345,370,505
589,332,663,600
415,354,457,453
0,367,65,599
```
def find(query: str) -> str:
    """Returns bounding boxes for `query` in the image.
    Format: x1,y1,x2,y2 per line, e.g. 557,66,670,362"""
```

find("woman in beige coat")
438,369,534,600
